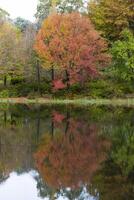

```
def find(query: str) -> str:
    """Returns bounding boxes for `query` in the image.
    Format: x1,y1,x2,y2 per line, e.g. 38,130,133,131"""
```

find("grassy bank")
0,98,133,106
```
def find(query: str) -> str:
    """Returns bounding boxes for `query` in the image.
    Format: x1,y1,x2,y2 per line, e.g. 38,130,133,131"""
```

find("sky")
0,0,38,21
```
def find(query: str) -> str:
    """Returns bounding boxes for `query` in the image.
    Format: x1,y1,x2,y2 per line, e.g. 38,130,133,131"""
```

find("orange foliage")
52,111,65,123
34,116,110,189
34,13,110,89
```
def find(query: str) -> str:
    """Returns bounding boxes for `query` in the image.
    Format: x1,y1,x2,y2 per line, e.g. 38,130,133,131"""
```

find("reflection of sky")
0,171,96,200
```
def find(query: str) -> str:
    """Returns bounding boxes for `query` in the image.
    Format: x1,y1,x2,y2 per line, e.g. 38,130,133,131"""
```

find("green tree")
88,0,134,41
14,17,32,32
57,0,86,13
111,29,134,82
35,0,86,25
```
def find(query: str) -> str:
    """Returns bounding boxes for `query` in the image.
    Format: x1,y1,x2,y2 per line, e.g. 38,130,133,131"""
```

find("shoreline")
0,98,133,106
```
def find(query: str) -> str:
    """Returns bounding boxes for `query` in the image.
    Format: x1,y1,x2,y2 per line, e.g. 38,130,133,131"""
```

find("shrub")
0,90,9,98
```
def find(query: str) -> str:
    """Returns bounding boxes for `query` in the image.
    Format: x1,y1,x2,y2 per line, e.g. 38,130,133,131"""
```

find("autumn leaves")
34,13,110,90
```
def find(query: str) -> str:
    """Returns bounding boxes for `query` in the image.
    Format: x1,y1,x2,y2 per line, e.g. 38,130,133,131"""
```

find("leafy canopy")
14,17,32,32
35,0,87,25
34,13,110,89
111,29,134,81
88,0,134,41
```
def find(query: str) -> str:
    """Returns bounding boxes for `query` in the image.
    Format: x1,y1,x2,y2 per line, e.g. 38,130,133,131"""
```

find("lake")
0,104,133,200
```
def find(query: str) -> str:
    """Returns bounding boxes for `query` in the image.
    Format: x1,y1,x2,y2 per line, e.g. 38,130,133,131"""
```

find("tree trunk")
65,70,70,90
80,69,84,88
51,66,55,82
36,60,41,95
51,66,55,92
4,75,7,87
51,120,54,138
65,111,70,135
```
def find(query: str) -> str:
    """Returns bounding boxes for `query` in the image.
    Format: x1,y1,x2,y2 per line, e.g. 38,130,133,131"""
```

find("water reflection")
34,112,109,190
0,171,96,200
0,105,133,199
0,171,42,200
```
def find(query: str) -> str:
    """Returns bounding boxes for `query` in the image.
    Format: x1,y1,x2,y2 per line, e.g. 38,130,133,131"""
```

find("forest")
0,0,134,99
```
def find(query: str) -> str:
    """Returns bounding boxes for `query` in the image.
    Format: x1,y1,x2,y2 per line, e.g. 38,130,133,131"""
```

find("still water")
0,104,133,200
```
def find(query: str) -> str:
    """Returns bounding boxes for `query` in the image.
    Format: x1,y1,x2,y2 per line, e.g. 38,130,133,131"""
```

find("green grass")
0,98,133,107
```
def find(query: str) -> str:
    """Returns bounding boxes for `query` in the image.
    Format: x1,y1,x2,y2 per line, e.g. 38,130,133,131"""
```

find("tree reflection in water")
0,105,133,199
34,111,110,199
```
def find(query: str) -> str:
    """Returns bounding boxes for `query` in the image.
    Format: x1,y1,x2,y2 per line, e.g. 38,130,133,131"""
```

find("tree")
88,0,134,41
34,13,110,89
110,29,134,82
0,8,10,23
0,22,23,86
35,0,54,25
19,24,37,82
35,0,87,25
14,17,32,32
58,0,86,13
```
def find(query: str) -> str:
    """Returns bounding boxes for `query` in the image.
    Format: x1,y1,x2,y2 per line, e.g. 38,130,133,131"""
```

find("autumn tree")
19,24,37,82
0,22,23,86
88,0,134,41
35,13,110,89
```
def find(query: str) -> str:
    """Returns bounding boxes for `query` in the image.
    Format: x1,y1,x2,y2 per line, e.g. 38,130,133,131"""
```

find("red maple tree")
34,13,110,89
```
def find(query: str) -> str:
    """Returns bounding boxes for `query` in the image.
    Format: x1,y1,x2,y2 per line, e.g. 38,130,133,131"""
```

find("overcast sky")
0,0,38,21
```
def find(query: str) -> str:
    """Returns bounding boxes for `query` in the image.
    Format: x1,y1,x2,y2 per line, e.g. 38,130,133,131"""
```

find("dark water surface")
0,104,133,200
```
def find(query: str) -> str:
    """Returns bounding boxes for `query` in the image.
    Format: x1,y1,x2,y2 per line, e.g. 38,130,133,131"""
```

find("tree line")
0,0,133,98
